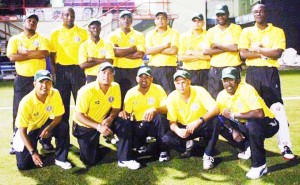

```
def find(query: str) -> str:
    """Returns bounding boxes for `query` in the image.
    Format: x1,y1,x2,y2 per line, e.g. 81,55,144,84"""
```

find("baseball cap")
99,62,114,72
119,10,132,18
221,67,240,80
155,11,168,18
23,13,39,22
192,13,204,21
88,18,101,26
215,4,229,15
137,67,151,77
34,70,52,82
173,70,190,80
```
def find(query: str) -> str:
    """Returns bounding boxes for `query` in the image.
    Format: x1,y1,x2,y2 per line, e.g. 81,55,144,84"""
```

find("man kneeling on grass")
13,70,71,170
73,62,140,169
162,70,220,170
216,67,279,179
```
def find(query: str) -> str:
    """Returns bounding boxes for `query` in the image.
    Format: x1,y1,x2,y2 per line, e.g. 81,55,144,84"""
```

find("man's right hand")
118,111,130,120
32,153,43,167
97,124,113,136
176,128,190,139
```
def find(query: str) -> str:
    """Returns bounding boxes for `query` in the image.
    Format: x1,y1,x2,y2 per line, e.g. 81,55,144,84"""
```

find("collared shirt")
239,23,286,68
108,27,145,68
78,38,114,76
204,23,242,67
16,88,65,132
167,86,217,125
50,25,88,65
124,83,167,121
179,29,210,70
216,82,275,123
74,81,121,127
6,32,49,77
145,26,180,67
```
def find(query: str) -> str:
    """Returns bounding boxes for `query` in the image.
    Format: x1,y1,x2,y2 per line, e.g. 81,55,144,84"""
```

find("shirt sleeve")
238,29,250,49
273,28,286,50
178,34,187,55
75,89,90,114
17,100,31,128
6,36,18,57
78,43,87,65
52,90,65,116
171,30,180,48
123,91,133,113
145,32,153,47
112,84,121,109
157,85,167,108
166,94,177,122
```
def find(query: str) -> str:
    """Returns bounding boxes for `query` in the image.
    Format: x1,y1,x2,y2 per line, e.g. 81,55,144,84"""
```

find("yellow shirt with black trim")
108,28,145,68
216,82,274,123
239,23,285,68
78,38,114,76
179,30,210,70
167,86,217,125
124,83,167,121
16,88,65,132
6,32,50,77
74,81,121,128
50,25,88,65
145,26,180,67
204,23,242,67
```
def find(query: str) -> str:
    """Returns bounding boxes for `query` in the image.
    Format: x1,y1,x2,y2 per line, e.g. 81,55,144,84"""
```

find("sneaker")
238,147,251,160
159,152,170,162
282,146,295,160
9,147,16,155
138,145,148,154
118,160,140,170
55,159,72,170
41,143,55,152
146,136,156,143
203,154,214,170
246,164,268,179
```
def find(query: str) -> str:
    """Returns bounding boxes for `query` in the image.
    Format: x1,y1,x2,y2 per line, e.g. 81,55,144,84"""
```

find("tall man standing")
239,4,294,159
79,19,114,83
108,10,145,100
145,11,180,94
7,14,51,153
203,4,242,99
178,13,210,89
49,7,88,129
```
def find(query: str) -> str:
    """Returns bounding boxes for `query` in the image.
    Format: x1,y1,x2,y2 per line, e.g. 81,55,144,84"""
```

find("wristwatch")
29,149,36,155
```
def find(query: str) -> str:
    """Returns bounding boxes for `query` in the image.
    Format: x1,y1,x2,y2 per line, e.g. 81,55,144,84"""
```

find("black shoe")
181,150,192,158
42,143,55,152
9,147,16,155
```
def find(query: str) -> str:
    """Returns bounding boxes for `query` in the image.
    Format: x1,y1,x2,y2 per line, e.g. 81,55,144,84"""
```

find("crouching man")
73,62,140,169
162,70,220,170
14,70,71,170
217,67,279,179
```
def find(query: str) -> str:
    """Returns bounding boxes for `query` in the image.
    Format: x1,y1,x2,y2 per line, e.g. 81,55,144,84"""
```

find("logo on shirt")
133,100,138,105
148,97,154,105
130,37,135,44
74,36,81,42
33,112,39,116
191,103,199,111
33,40,39,47
108,96,114,103
46,106,52,112
178,108,184,113
101,49,106,55
95,100,100,104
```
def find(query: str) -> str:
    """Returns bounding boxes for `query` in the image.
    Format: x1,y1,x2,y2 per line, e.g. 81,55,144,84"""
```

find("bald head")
62,7,75,28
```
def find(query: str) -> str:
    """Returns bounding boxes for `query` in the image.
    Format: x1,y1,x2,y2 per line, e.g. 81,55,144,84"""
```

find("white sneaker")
118,160,140,170
282,146,295,160
203,154,214,170
159,152,170,162
55,159,72,170
246,164,268,179
238,147,251,160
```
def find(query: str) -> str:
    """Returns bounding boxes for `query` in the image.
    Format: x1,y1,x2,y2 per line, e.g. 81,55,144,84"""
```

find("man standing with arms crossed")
203,4,242,99
79,19,114,83
7,14,51,154
50,7,88,132
145,11,180,95
239,4,294,159
108,10,145,100
178,13,210,89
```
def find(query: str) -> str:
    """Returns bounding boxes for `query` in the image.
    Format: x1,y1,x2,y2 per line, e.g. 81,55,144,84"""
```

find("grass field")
0,70,299,185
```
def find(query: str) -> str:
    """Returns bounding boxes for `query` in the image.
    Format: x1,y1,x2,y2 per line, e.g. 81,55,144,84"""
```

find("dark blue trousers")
86,75,97,84
185,69,209,90
150,66,176,95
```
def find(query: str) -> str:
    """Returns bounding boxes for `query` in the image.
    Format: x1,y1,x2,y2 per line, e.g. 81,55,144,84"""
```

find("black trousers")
150,66,176,95
162,117,220,156
185,69,209,90
86,75,97,84
16,120,70,170
219,117,279,167
73,117,133,166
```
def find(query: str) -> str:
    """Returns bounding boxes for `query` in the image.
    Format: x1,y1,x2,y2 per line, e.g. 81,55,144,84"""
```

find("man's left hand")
143,108,157,122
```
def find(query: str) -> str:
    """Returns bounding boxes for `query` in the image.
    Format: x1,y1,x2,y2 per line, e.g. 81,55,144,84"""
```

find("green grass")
0,70,299,185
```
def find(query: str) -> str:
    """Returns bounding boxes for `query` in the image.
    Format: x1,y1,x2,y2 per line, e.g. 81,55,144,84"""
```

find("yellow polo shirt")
124,83,167,121
74,81,121,127
216,82,274,123
204,23,242,67
167,86,217,125
108,28,145,68
6,32,49,77
179,30,210,70
239,23,286,68
78,38,114,76
145,26,180,67
50,25,88,65
16,88,65,132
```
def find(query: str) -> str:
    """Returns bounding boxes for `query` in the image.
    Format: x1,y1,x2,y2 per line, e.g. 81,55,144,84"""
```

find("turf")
0,70,299,185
